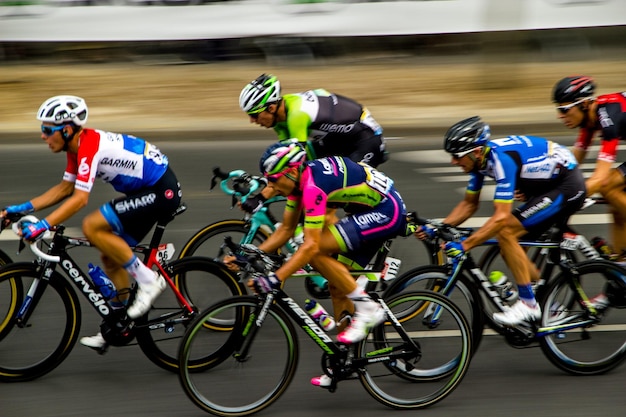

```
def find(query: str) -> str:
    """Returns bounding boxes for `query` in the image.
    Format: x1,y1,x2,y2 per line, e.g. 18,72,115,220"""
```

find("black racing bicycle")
384,212,626,375
0,208,244,382
177,238,472,416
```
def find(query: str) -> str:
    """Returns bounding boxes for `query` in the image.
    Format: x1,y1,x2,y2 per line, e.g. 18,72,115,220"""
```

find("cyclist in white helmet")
0,95,183,351
238,73,388,213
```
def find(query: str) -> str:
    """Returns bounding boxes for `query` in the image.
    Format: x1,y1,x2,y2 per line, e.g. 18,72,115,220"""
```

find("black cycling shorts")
99,166,182,246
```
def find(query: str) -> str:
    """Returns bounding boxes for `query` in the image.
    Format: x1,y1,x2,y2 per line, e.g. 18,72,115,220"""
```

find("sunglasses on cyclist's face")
556,98,589,115
451,147,479,159
41,125,65,137
247,107,268,120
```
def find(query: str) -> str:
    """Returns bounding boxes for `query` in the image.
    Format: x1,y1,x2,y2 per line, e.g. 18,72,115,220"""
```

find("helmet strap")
469,146,487,172
61,124,79,152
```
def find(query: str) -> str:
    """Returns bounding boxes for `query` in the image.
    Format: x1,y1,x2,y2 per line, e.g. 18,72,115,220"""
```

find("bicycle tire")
360,290,472,409
178,295,299,416
539,260,626,375
177,219,271,260
0,249,18,341
135,257,245,373
382,265,484,354
0,263,81,382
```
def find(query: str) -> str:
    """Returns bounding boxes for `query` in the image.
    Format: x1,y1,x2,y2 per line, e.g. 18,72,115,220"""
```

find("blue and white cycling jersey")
64,128,168,194
467,135,578,203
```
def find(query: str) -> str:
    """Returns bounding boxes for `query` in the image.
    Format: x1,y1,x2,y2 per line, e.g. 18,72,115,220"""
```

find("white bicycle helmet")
37,95,88,126
239,74,281,114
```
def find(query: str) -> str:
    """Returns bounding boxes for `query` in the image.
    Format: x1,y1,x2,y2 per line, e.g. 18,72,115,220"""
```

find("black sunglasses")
247,107,267,119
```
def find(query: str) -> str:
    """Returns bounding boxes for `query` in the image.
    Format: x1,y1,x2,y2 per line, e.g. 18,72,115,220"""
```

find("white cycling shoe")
126,273,166,319
336,298,386,344
80,332,107,350
493,300,541,326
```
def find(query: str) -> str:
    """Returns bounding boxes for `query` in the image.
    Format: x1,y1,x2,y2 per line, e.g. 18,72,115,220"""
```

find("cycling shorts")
100,166,182,246
329,188,406,268
312,133,387,168
513,167,586,239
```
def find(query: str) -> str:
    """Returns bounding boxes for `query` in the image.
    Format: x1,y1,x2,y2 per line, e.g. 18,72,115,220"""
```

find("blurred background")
1,0,626,137
2,4,626,417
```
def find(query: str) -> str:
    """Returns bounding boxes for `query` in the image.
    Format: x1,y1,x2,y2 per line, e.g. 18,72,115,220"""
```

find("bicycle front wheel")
539,260,626,375
383,265,484,353
359,290,472,409
178,296,298,417
135,257,245,373
0,263,81,382
177,220,271,261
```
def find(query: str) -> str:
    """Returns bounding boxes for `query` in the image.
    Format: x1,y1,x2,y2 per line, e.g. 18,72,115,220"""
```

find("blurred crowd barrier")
0,0,625,63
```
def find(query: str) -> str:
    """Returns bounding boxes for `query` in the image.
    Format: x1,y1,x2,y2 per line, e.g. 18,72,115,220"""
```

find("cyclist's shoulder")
596,92,626,106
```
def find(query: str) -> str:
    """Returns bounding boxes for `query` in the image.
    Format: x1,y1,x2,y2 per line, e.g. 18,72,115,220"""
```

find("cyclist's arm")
586,135,619,195
586,158,613,196
257,199,300,255
443,191,480,227
41,188,89,226
462,200,513,251
29,180,76,212
572,128,594,164
572,146,586,165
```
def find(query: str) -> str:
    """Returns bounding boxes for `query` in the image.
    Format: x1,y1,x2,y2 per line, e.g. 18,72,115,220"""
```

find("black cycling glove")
241,193,267,214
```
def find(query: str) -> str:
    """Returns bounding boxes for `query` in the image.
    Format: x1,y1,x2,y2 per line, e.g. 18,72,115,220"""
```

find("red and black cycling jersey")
574,92,626,163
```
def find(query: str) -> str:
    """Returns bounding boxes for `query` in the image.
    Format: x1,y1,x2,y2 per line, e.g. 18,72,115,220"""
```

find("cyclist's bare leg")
496,219,533,287
610,208,626,253
308,227,362,330
327,283,354,332
83,210,138,290
600,170,626,252
100,254,131,303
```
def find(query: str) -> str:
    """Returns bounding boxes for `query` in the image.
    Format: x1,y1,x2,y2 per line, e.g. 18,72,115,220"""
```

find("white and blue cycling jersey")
467,135,578,203
63,128,168,194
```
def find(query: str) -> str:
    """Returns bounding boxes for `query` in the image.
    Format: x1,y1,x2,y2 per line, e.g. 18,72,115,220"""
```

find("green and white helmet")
239,74,281,114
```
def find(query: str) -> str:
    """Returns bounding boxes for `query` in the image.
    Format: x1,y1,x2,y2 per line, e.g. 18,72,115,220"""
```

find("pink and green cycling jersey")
287,156,394,229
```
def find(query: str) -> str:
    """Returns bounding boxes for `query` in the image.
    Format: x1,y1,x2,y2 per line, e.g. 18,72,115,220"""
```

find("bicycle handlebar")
10,215,60,262
211,166,264,200
408,211,473,243
222,236,284,275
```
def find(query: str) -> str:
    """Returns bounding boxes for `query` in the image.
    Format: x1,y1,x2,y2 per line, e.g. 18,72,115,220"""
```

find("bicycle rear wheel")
135,257,245,373
539,260,626,375
479,245,580,334
0,263,81,382
178,296,298,417
359,290,472,409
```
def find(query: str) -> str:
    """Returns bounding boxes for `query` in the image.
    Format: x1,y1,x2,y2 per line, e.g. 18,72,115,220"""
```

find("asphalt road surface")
1,133,625,417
